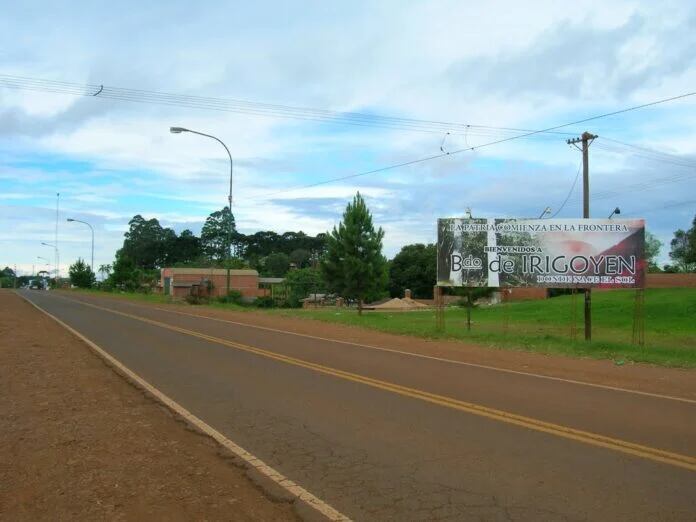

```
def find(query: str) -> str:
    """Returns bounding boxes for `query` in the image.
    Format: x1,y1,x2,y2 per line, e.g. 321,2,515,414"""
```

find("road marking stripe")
68,293,696,405
18,292,351,522
53,293,696,472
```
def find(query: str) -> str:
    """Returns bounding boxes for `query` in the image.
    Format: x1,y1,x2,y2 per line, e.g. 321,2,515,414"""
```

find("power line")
599,136,696,163
0,74,573,138
594,139,696,170
249,90,696,201
558,171,696,210
623,199,696,217
248,153,448,201
550,161,582,218
4,74,696,203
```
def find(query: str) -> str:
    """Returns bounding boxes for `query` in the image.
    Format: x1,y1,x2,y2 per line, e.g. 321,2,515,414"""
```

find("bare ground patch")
0,290,298,521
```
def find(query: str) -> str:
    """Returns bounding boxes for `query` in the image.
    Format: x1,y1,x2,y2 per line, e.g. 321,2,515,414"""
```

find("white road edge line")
17,291,351,522
62,292,696,406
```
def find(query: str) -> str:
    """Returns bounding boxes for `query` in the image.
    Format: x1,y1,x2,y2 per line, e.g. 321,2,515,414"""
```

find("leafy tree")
68,258,96,288
289,248,311,268
645,231,663,273
108,252,140,290
201,206,236,262
263,252,290,277
121,215,172,269
169,229,202,265
321,193,388,314
235,230,326,261
284,267,325,307
668,214,696,272
240,230,280,259
389,243,437,298
0,266,16,288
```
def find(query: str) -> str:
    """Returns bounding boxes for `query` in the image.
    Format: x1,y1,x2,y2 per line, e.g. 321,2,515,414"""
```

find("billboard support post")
568,131,598,341
570,288,578,341
435,286,445,332
632,289,645,346
502,289,510,335
466,289,472,331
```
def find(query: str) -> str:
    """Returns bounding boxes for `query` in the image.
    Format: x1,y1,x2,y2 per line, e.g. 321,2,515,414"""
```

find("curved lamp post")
41,242,59,281
170,126,234,294
67,218,94,271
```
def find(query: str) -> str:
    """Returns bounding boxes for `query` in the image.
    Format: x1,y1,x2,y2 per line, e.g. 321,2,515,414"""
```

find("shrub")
185,294,208,305
217,289,244,304
255,296,276,308
284,268,325,307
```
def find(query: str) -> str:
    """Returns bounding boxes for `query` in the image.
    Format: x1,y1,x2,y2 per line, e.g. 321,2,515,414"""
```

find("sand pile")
371,297,428,310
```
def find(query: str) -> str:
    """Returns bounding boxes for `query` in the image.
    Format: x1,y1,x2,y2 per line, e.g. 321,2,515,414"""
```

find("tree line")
97,207,328,290
64,200,696,305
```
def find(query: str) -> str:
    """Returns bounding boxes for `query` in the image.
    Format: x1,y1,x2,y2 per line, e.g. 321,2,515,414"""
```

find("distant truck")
28,278,48,290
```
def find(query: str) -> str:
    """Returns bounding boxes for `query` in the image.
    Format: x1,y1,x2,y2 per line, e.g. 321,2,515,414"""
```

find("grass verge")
64,288,696,368
270,289,696,368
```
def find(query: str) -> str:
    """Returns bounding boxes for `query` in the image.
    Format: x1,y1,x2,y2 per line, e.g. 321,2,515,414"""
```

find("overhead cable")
249,90,696,201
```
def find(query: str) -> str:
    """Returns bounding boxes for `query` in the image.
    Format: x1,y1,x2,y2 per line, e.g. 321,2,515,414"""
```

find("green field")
69,288,696,368
271,289,696,368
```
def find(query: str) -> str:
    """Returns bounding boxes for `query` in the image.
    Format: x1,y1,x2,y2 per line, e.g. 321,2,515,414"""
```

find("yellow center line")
70,293,696,405
61,295,696,472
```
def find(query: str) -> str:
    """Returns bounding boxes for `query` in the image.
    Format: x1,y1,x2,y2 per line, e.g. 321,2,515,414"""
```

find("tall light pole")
170,126,234,295
67,218,94,272
55,192,60,281
41,242,59,283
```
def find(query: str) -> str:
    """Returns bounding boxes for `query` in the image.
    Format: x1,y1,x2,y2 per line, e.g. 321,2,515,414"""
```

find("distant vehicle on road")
28,278,48,290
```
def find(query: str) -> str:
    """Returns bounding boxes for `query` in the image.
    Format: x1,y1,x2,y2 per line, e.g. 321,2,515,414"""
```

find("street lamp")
170,126,234,295
41,242,59,282
608,207,621,219
37,256,49,270
67,218,94,272
539,206,552,219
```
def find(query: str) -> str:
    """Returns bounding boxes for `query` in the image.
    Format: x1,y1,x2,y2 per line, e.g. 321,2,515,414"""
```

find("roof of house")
259,277,284,284
162,268,259,276
302,293,327,301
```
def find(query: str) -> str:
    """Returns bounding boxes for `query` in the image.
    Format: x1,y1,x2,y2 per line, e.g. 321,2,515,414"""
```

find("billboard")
437,218,645,288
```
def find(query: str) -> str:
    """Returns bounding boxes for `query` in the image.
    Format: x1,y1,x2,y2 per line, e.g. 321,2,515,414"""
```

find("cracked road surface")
21,291,696,521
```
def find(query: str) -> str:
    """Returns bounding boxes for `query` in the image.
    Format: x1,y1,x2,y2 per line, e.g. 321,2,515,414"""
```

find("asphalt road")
21,291,696,521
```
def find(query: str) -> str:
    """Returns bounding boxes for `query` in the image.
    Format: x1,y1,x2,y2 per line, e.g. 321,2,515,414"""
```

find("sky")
2,0,696,277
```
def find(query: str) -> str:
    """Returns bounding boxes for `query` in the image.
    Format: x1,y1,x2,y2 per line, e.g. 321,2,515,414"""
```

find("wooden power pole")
567,131,597,341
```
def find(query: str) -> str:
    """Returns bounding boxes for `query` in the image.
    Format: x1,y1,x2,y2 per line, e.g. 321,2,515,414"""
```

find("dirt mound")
370,297,428,310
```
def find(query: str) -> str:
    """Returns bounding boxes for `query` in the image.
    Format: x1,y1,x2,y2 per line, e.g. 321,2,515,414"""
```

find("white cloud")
1,0,696,271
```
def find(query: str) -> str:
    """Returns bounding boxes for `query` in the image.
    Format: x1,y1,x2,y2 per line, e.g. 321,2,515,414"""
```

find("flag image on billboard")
437,218,645,288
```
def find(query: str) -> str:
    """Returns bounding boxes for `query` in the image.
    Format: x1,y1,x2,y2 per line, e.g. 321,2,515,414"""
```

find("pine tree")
68,258,96,288
321,193,387,314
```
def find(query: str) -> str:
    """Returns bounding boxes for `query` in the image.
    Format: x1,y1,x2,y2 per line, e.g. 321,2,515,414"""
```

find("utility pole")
567,131,597,341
